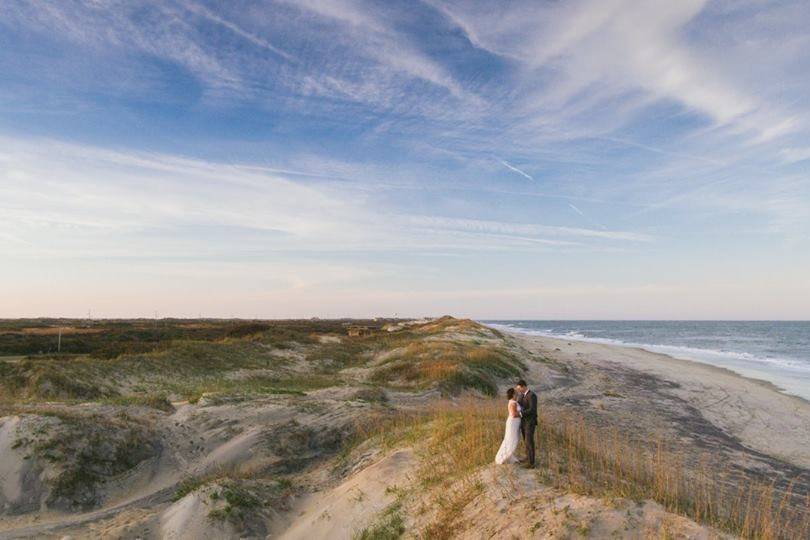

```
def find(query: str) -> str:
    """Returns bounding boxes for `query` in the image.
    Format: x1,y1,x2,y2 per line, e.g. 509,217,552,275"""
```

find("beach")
505,329,810,471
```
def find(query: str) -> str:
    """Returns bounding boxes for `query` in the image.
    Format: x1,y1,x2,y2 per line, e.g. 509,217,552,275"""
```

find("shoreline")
501,328,810,470
488,323,810,403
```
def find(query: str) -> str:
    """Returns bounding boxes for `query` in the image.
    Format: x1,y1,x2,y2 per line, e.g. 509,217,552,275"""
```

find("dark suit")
519,389,538,466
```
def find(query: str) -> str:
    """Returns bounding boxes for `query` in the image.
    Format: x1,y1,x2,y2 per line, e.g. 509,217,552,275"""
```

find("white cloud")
282,0,467,98
780,147,810,164
408,216,653,243
432,0,797,140
4,0,242,92
0,137,653,263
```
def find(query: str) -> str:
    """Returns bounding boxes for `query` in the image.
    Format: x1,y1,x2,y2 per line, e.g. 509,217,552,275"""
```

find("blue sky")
1,0,809,319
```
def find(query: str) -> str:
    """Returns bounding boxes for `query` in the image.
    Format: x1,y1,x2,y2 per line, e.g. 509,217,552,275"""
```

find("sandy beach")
507,330,810,470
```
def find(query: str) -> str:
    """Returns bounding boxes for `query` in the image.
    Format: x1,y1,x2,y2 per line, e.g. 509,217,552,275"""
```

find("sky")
1,0,809,319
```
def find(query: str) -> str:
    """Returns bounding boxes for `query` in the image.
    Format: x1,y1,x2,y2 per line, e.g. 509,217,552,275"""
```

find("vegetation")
354,501,406,540
351,386,389,403
171,474,294,532
351,398,810,540
103,394,175,412
173,476,209,502
0,317,521,404
0,318,391,358
207,483,262,524
372,341,524,396
12,411,158,510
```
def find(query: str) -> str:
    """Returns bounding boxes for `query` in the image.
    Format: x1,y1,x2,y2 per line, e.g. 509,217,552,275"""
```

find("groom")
516,380,537,468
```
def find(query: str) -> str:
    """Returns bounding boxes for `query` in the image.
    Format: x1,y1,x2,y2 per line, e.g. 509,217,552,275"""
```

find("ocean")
484,321,810,402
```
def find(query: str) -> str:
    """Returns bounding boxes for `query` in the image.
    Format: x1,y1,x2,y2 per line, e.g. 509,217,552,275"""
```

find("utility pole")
57,327,62,354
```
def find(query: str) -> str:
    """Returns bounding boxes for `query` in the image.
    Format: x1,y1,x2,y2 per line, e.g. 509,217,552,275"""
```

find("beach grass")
351,398,810,540
0,317,518,404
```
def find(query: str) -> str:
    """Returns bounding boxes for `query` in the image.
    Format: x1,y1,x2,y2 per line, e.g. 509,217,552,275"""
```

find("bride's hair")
506,388,515,399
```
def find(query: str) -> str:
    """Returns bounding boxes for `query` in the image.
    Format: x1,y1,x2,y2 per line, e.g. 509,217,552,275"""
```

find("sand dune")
275,449,414,539
0,318,806,538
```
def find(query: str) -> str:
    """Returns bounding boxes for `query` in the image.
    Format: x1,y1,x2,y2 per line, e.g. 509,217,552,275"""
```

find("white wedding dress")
495,398,521,464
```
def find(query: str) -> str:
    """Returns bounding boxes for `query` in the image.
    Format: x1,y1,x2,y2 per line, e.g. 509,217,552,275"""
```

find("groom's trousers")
521,421,536,466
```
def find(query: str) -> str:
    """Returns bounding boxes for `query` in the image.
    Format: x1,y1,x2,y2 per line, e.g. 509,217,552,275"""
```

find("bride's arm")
508,400,519,418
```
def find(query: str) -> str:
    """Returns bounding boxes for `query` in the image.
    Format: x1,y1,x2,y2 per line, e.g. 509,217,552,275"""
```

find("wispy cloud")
282,0,468,99
0,137,651,264
408,216,653,243
780,147,810,164
431,0,801,142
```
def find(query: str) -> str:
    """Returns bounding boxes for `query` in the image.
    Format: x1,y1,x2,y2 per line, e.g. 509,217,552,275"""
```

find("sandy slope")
0,417,30,513
267,447,729,540
0,392,355,539
273,449,415,539
159,486,239,540
424,463,732,539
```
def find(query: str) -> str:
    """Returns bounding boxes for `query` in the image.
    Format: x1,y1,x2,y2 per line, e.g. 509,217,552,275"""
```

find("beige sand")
512,332,810,469
159,486,237,540
419,463,733,539
274,449,415,539
0,417,25,507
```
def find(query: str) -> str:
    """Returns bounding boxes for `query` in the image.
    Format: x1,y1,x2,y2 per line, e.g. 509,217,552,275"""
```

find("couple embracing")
494,379,537,467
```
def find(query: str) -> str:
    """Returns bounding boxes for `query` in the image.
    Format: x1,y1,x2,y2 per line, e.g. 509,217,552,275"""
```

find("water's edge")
483,321,810,402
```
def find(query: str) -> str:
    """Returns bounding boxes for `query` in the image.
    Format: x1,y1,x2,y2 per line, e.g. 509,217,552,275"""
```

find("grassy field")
0,318,382,358
0,316,522,406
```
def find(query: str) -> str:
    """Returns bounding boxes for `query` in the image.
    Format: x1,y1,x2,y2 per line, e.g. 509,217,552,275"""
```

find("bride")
495,387,522,464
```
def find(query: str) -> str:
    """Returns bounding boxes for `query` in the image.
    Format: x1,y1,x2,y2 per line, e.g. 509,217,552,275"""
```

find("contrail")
568,203,585,216
568,203,607,230
181,1,295,62
499,159,534,180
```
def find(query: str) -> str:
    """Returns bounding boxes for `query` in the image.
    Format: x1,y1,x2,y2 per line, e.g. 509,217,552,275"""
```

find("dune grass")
178,374,337,404
172,474,293,532
0,317,520,404
0,318,375,358
353,500,406,540
9,410,158,510
371,341,524,396
350,398,810,540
